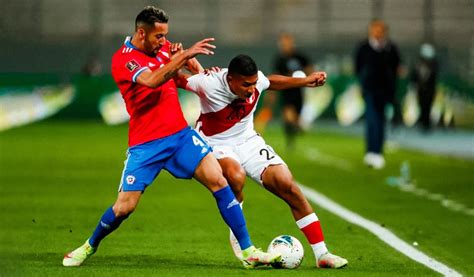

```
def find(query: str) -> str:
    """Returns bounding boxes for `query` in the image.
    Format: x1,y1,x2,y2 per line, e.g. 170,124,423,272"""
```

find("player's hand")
169,42,184,61
185,38,216,58
170,42,184,56
203,66,221,75
306,72,327,87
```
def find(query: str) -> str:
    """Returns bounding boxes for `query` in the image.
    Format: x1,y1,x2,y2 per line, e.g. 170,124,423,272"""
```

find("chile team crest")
126,175,136,185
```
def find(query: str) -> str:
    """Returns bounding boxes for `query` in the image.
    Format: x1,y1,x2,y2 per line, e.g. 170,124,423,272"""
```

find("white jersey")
186,69,285,184
185,69,270,145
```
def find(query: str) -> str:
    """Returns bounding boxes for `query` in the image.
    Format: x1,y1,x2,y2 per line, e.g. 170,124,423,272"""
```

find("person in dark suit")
355,19,401,169
273,32,313,149
410,43,438,132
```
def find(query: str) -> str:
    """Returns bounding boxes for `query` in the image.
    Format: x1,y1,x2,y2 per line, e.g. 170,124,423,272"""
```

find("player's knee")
212,174,229,190
114,201,137,217
115,206,135,217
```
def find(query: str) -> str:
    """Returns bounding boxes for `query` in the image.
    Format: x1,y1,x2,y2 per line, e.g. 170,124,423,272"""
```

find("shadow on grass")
9,252,273,272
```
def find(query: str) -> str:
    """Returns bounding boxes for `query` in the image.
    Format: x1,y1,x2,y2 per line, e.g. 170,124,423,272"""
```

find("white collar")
369,37,386,51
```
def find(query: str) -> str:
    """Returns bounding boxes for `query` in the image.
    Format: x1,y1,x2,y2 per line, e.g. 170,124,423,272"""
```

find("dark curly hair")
135,6,169,31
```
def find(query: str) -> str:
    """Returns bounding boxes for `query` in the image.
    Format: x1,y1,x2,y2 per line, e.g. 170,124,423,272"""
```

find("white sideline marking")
305,148,353,171
298,183,462,277
396,183,474,217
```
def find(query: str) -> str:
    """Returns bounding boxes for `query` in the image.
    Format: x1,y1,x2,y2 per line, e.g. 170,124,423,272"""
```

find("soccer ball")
267,235,304,269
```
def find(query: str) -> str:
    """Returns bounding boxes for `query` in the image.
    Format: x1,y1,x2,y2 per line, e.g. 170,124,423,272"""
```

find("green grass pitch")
0,121,472,276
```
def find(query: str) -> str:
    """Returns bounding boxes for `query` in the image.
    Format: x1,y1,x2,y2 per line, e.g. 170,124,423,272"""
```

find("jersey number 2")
259,148,275,160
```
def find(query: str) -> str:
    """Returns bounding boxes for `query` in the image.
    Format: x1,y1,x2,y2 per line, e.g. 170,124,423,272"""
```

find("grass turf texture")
0,121,472,276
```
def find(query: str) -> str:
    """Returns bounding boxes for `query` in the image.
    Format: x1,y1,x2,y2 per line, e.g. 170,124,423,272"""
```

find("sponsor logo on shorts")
126,175,136,185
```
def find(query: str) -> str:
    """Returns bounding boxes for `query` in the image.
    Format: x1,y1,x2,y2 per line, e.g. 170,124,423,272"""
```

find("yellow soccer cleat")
63,240,96,267
241,246,281,269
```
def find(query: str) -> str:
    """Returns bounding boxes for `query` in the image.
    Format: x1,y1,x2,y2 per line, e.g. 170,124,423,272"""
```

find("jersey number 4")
192,135,205,147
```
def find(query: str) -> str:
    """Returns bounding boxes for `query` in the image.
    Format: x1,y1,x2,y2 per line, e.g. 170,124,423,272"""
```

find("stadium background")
1,0,473,122
0,1,473,276
1,0,474,77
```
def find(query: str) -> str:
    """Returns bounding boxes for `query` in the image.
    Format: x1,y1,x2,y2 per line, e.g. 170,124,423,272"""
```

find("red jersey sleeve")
111,47,150,84
174,75,189,89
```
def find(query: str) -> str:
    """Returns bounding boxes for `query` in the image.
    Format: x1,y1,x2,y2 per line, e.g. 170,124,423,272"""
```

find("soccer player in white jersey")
183,54,348,269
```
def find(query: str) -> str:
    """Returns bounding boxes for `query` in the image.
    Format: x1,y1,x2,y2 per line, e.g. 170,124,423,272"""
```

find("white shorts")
212,134,285,185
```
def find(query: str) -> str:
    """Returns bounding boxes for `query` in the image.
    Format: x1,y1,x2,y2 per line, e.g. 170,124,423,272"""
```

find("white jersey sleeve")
257,71,270,92
186,73,214,98
185,73,207,97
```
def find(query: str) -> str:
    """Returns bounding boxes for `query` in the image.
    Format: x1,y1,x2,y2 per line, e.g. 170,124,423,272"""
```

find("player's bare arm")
169,42,206,87
136,38,216,88
267,72,327,91
185,58,205,74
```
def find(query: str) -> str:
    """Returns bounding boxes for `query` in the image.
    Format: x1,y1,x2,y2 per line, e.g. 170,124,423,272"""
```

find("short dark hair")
228,55,258,76
135,6,169,31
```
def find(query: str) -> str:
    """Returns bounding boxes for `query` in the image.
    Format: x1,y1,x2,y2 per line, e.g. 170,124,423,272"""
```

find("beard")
143,40,161,56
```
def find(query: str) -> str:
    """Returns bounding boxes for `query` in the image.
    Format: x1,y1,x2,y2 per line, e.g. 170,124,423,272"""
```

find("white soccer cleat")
317,252,348,269
63,240,96,267
364,152,385,169
241,246,282,269
229,230,243,259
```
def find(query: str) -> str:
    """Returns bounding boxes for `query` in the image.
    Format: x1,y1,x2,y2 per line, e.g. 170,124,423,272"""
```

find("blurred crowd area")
1,0,473,80
0,0,473,130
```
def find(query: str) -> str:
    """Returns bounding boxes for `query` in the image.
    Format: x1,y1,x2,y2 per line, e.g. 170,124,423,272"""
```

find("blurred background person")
410,43,438,132
354,19,402,169
81,55,103,77
273,32,313,150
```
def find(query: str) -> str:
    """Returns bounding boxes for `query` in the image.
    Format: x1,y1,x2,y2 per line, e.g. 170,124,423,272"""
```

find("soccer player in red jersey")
63,6,280,269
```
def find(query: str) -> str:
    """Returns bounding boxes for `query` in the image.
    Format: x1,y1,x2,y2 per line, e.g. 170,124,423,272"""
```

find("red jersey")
111,37,188,146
